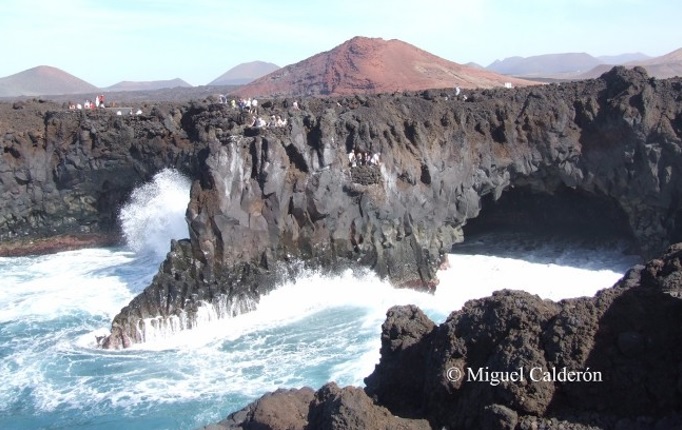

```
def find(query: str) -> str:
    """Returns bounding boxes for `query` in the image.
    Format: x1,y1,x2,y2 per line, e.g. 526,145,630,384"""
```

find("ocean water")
0,169,642,430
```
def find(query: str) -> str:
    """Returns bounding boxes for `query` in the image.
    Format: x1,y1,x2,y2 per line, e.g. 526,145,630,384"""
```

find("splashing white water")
119,169,191,257
0,234,641,429
1,150,647,429
110,241,635,353
0,249,137,324
134,295,259,345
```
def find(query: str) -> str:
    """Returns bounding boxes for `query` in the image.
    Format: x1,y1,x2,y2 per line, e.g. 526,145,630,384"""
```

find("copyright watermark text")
446,366,602,386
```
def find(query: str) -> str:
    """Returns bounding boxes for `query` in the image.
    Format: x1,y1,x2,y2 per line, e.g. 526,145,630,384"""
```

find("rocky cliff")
0,100,205,255
210,243,682,429
102,66,682,349
1,67,681,350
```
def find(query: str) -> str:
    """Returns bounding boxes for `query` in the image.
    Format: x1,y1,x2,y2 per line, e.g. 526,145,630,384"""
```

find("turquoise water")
0,248,447,429
0,170,642,429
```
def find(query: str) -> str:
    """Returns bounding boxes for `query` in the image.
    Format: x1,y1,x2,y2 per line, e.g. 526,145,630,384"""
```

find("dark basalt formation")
1,67,682,349
206,243,682,430
204,384,431,430
102,66,682,349
0,100,206,254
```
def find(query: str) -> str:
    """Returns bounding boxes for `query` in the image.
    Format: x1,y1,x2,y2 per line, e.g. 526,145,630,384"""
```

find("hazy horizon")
2,0,680,87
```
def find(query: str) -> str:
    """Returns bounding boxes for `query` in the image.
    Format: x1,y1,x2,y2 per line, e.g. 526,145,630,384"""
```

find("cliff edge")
102,66,682,348
1,68,681,351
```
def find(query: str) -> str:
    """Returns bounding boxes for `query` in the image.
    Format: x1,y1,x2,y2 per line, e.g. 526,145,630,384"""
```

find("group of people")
68,94,106,110
235,97,259,114
348,150,381,167
217,95,301,113
116,109,144,116
216,96,260,114
248,114,287,128
66,95,144,116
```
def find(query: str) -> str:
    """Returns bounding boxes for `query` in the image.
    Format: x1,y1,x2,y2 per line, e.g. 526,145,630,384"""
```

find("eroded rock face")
106,67,682,348
0,100,205,254
1,68,682,349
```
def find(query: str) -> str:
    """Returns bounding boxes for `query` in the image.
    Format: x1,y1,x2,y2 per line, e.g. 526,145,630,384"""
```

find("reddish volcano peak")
234,36,536,98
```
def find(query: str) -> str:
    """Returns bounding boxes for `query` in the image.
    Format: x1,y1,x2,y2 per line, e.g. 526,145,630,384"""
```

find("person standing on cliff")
349,152,357,167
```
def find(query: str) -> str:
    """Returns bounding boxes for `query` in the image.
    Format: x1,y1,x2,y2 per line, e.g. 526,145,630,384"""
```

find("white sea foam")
0,249,139,323
119,168,191,258
106,244,636,391
437,254,632,309
0,243,640,427
0,167,646,429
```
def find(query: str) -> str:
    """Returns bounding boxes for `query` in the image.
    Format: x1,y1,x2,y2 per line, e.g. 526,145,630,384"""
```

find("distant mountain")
632,47,682,79
597,53,651,64
234,36,535,98
0,65,98,97
639,47,682,64
105,78,192,92
464,62,485,70
487,53,603,78
572,64,614,80
578,47,682,80
208,61,280,86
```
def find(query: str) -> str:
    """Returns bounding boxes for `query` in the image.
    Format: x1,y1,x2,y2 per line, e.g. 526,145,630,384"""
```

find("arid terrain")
234,36,535,97
1,36,680,100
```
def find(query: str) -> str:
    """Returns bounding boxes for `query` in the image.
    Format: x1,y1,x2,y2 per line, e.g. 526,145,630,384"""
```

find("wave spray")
119,169,191,257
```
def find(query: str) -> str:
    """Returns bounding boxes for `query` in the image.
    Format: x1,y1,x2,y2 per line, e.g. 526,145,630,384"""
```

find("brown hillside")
638,47,682,65
105,78,192,92
578,47,682,80
0,65,98,97
209,61,280,86
233,37,536,97
633,47,682,79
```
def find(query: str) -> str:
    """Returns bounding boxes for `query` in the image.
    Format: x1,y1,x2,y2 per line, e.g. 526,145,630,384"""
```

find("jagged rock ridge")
0,67,681,350
99,66,682,348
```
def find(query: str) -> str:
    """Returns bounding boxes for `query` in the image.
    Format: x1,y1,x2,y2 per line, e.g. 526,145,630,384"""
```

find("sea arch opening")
455,184,641,261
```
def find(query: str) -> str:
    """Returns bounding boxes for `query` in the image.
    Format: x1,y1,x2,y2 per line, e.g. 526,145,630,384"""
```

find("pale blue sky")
2,0,680,87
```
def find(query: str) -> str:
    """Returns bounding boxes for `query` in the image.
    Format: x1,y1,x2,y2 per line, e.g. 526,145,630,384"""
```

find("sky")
2,0,680,87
